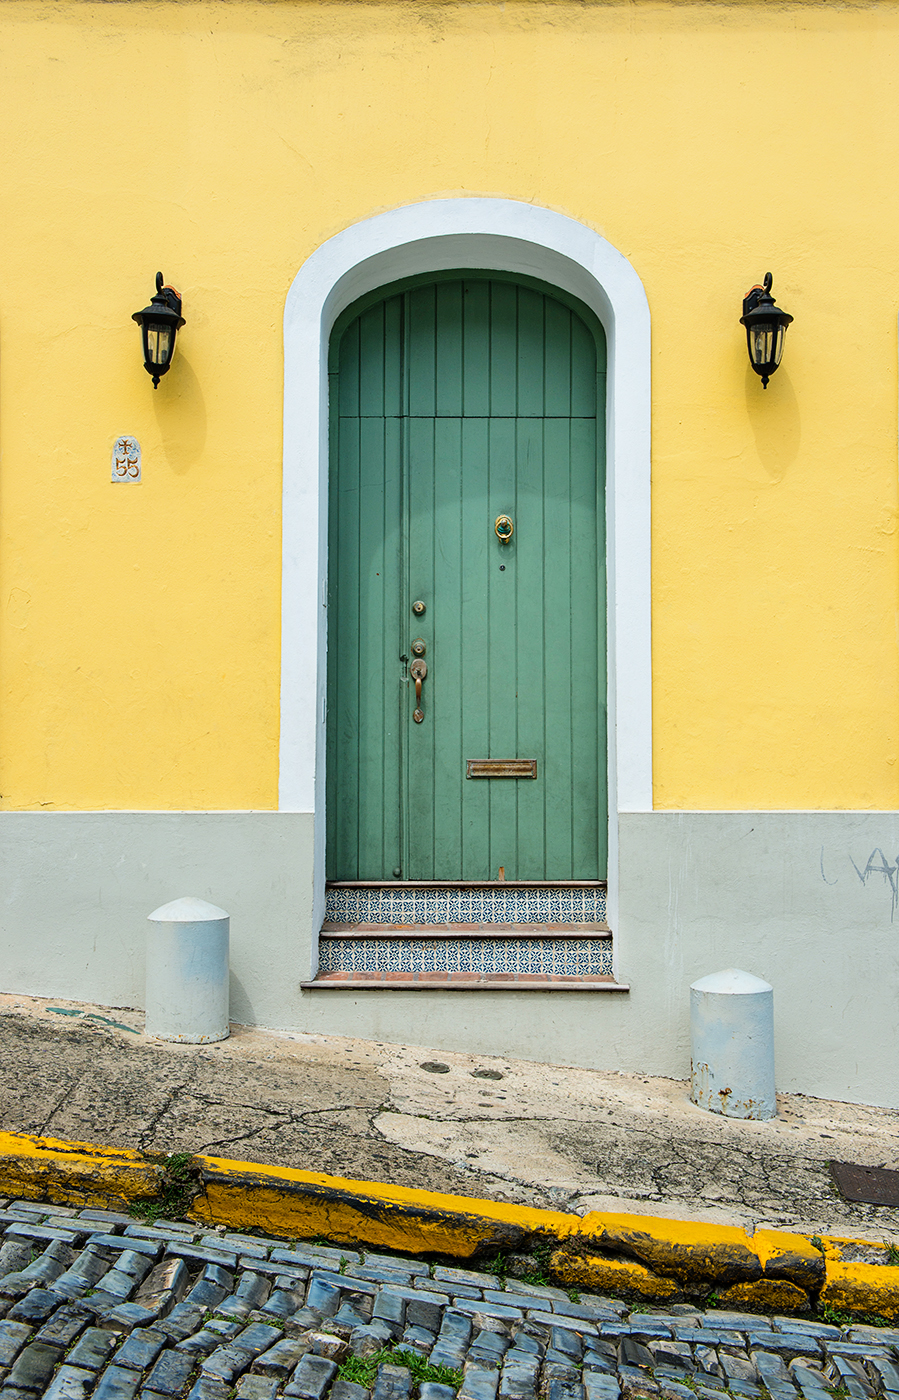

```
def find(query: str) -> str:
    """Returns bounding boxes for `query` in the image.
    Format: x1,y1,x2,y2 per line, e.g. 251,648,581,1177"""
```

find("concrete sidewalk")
1,993,897,1243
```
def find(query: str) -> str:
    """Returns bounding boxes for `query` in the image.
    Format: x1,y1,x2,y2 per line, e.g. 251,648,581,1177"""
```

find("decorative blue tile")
318,935,613,977
326,884,606,926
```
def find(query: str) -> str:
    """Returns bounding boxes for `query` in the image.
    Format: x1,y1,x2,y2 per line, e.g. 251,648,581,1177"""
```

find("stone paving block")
354,1268,414,1287
455,1303,524,1324
113,1325,169,1371
524,1314,596,1337
725,1384,762,1400
232,1324,283,1358
434,1268,500,1290
155,1303,207,1343
66,1326,118,1370
0,1241,35,1283
363,1253,428,1277
51,1247,116,1300
347,1324,395,1358
847,1325,899,1347
647,1340,692,1371
185,1377,230,1400
459,1367,501,1400
331,1303,369,1331
507,1334,543,1359
165,1245,237,1269
718,1351,757,1383
371,1291,405,1328
201,1345,257,1383
582,1376,620,1400
868,1355,899,1391
618,1321,674,1341
753,1332,823,1359
616,1367,657,1396
252,1337,312,1378
399,1325,434,1353
548,1302,609,1325
284,1353,338,1400
442,1285,484,1301
122,1228,195,1246
419,1385,457,1400
99,1303,162,1332
205,1235,270,1259
4,1226,81,1248
618,1337,652,1370
547,1380,585,1400
309,1272,378,1300
136,1260,190,1307
260,1284,306,1318
235,1374,278,1400
549,1330,582,1361
484,1293,545,1314
145,1348,200,1393
504,1284,569,1305
175,1329,228,1358
0,1323,32,1368
6,1340,64,1390
671,1327,742,1346
304,1280,341,1318
0,1388,40,1400
4,1289,57,1333
653,1383,693,1400
185,1280,231,1311
86,1237,161,1259
92,1364,143,1400
751,1351,792,1387
41,1364,95,1400
370,1365,413,1400
271,1249,359,1272
76,1212,134,1227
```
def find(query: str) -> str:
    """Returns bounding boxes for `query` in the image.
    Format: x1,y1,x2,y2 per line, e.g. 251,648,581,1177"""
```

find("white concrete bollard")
146,896,230,1043
690,967,776,1120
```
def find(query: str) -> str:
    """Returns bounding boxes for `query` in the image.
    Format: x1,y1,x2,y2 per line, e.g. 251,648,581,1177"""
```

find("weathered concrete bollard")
690,967,776,1120
146,896,230,1043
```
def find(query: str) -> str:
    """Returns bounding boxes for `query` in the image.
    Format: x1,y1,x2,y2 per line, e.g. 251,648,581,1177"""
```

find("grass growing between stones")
128,1151,201,1225
338,1348,463,1394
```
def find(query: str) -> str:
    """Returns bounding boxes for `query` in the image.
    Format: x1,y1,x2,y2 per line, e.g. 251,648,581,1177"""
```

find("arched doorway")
326,271,607,883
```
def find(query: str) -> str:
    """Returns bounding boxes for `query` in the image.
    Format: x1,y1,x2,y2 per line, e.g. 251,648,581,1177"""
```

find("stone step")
325,882,607,927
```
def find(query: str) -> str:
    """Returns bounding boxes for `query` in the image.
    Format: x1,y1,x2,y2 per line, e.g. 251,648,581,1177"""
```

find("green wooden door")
327,274,606,882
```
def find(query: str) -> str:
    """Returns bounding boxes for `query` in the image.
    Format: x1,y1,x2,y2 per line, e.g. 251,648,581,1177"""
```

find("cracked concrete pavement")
1,992,897,1243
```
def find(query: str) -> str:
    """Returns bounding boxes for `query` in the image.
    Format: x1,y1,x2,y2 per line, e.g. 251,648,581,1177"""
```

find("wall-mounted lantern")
740,272,793,388
132,272,185,387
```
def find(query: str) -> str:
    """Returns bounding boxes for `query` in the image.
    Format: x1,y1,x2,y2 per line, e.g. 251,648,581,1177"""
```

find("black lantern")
132,272,185,387
740,272,793,388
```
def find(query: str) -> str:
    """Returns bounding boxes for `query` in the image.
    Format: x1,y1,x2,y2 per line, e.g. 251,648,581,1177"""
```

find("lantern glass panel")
773,323,787,366
750,324,775,369
146,323,174,368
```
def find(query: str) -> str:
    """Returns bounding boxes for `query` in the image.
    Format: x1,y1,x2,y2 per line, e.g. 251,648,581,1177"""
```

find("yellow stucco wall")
1,0,897,811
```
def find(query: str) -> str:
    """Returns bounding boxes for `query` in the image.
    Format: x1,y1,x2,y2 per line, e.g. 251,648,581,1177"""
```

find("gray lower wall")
2,810,897,1108
0,812,315,1029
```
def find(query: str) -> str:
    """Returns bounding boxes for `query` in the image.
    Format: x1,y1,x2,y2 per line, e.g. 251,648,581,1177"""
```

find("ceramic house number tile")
111,435,141,482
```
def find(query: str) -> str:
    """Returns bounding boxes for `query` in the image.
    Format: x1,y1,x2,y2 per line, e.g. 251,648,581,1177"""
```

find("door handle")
410,658,427,723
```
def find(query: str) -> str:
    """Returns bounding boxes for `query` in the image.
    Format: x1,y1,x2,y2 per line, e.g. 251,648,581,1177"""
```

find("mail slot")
466,759,538,778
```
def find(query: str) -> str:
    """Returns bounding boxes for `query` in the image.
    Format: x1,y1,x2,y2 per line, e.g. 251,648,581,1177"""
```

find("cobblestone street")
1,1199,897,1400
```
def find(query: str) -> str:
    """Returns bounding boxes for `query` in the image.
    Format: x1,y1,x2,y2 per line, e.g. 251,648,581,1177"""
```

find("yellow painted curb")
0,1131,161,1210
191,1152,581,1258
2,1130,899,1320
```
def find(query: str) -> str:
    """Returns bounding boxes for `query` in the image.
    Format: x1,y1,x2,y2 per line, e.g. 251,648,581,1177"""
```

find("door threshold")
302,971,628,991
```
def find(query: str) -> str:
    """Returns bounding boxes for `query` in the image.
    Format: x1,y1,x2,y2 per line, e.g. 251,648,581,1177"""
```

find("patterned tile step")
326,883,607,925
318,933,614,976
323,921,610,936
303,969,627,989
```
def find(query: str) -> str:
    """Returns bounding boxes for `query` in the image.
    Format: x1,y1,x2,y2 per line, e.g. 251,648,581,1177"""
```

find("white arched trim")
280,199,652,934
